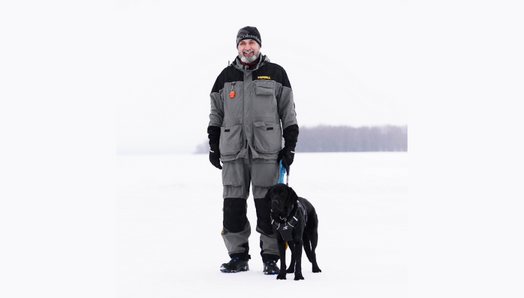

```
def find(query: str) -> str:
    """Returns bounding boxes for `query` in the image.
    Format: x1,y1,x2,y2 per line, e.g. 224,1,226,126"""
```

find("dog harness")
270,200,307,242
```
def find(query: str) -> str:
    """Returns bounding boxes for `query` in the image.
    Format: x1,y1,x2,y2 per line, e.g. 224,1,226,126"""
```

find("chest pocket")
255,80,276,96
253,80,278,116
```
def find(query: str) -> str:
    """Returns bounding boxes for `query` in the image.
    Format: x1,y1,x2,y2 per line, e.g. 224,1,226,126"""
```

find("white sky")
116,0,409,154
2,1,522,156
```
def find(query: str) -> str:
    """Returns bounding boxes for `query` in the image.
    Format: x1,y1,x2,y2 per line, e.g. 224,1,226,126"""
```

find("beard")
239,49,260,63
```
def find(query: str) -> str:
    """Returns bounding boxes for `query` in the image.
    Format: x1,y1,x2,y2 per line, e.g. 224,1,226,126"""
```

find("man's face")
238,39,260,63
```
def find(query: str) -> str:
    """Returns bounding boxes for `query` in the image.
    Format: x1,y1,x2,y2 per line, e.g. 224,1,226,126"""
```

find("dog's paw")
312,265,322,273
294,273,304,281
276,273,287,280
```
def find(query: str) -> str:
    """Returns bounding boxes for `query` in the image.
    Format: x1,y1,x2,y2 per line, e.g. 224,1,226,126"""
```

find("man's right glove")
208,126,222,170
209,145,222,170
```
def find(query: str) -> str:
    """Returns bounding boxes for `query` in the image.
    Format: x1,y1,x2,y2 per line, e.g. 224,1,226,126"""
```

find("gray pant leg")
257,226,279,258
252,159,280,258
251,158,279,199
220,158,280,259
222,222,251,256
221,160,251,256
222,159,250,199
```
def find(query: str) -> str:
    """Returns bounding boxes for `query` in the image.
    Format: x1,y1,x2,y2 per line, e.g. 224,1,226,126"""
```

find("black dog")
264,184,321,280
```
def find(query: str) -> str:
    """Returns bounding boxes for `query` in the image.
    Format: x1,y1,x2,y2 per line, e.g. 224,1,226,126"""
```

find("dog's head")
264,184,299,221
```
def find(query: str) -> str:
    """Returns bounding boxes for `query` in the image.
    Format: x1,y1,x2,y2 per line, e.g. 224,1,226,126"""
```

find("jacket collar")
232,54,269,72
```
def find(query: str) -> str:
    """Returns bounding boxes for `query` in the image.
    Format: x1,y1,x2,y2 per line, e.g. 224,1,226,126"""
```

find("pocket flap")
255,86,273,96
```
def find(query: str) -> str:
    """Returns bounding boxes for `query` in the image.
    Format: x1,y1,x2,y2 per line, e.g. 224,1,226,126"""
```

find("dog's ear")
287,186,299,202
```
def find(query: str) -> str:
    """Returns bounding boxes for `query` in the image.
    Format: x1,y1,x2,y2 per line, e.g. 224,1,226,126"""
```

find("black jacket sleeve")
282,124,299,149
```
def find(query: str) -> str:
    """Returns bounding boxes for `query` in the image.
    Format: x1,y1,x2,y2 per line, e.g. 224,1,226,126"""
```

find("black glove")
278,124,299,173
209,145,222,169
208,126,222,170
278,146,295,173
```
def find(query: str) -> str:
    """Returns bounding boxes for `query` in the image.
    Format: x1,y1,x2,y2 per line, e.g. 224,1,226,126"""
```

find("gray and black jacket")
208,55,298,162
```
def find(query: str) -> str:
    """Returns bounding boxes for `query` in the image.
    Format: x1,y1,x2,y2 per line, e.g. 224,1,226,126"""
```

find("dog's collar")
270,201,306,242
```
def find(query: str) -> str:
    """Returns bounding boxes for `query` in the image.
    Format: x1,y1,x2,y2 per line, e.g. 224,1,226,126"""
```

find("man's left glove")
278,146,295,173
278,124,299,173
208,126,222,170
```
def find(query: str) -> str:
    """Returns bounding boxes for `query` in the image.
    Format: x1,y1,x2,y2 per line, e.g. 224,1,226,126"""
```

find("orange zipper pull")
229,83,235,98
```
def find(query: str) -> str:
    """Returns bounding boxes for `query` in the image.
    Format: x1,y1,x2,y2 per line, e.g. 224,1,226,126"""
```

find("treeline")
296,125,407,152
195,125,407,153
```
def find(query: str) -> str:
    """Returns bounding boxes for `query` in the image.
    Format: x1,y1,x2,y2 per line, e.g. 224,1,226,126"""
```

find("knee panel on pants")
223,198,247,233
254,198,273,235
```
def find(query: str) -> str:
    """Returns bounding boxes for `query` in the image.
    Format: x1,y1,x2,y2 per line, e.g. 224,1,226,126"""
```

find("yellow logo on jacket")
257,76,271,80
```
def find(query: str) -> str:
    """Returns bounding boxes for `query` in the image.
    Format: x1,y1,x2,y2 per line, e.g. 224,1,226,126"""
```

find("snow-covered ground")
117,152,408,297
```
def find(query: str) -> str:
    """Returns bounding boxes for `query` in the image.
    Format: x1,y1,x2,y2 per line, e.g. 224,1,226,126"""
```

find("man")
207,26,299,274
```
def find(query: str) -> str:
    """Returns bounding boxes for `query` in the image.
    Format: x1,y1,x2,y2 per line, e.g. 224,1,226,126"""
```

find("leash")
278,160,290,185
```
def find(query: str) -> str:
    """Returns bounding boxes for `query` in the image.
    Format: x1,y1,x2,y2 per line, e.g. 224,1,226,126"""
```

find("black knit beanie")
236,26,262,47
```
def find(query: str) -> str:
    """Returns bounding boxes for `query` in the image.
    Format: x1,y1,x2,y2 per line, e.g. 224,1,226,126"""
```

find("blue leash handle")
278,160,286,184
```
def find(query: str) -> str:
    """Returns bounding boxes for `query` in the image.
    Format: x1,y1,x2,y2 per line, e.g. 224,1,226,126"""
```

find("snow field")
117,152,408,297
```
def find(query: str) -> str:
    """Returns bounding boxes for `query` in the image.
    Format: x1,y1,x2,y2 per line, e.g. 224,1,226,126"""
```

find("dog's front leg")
287,242,295,273
276,238,287,280
293,239,304,280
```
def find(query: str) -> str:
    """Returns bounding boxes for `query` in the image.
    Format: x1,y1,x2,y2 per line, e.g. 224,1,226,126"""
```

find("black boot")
220,254,249,273
263,260,280,275
262,255,280,275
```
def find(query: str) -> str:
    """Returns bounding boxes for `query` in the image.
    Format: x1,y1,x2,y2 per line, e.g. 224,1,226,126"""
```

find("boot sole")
220,265,249,273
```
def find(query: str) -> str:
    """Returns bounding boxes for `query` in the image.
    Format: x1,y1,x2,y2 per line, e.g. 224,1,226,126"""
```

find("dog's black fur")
264,184,321,280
